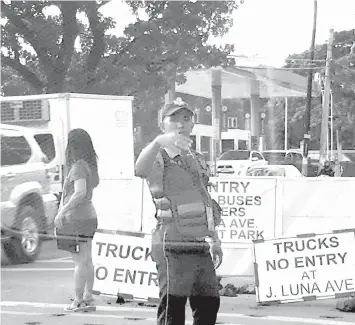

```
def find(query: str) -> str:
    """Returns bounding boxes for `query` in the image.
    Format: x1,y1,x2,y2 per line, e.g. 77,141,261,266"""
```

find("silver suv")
1,124,58,263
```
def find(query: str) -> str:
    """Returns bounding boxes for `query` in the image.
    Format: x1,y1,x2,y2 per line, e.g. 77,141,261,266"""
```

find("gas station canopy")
175,66,320,99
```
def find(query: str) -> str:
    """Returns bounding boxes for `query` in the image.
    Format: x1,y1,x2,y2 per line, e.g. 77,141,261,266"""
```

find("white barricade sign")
253,230,355,303
208,178,276,243
92,230,159,300
93,178,144,232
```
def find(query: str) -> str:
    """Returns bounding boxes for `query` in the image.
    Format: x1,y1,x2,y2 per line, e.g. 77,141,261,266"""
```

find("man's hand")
156,133,192,150
210,239,223,269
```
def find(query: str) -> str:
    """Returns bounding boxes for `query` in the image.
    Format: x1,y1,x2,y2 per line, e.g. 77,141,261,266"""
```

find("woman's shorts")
76,218,98,241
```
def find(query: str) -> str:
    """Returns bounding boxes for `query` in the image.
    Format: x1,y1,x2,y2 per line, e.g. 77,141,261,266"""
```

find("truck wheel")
3,205,42,264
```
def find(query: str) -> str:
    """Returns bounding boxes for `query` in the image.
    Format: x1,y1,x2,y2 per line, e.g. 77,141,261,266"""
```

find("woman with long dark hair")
54,128,99,312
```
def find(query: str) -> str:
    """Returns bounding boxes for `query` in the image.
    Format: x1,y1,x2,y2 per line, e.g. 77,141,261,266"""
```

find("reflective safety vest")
148,149,216,244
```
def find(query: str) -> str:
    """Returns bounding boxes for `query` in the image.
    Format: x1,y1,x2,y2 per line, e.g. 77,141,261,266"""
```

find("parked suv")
1,124,58,264
216,150,268,176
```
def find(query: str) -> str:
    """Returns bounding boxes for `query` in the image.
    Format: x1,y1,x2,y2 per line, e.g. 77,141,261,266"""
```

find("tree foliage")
1,1,239,95
1,0,241,150
1,0,114,93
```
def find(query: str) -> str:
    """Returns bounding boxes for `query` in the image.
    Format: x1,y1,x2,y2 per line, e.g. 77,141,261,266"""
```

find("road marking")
36,257,73,263
0,311,245,325
1,268,74,272
0,301,352,324
0,301,155,313
34,259,74,264
218,314,351,325
1,311,43,316
264,316,353,325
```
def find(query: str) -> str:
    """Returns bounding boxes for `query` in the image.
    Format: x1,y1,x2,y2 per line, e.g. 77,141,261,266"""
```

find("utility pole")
211,67,222,176
334,130,342,177
284,97,288,150
319,28,334,166
302,0,318,176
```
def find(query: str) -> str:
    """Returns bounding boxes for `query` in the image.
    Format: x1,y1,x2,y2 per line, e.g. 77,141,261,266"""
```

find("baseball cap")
160,97,194,121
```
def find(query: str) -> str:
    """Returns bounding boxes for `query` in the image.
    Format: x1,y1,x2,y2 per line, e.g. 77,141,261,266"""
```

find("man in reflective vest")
135,98,223,325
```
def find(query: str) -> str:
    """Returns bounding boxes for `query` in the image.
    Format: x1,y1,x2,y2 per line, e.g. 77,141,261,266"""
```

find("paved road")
1,240,355,325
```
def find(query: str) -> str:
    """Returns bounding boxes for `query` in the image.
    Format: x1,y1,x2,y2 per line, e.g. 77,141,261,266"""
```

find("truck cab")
1,124,58,263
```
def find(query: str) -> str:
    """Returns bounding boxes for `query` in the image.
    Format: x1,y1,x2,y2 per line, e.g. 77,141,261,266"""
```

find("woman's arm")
60,179,87,215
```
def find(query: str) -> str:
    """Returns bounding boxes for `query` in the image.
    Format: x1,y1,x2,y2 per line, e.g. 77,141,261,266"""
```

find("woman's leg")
71,241,90,302
83,219,97,302
84,239,95,302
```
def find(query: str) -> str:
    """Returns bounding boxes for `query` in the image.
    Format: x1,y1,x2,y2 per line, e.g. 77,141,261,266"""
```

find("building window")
227,117,238,129
238,140,248,150
222,139,234,153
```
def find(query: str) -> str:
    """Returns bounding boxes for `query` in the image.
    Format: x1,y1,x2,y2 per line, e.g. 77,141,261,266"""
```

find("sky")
100,0,355,67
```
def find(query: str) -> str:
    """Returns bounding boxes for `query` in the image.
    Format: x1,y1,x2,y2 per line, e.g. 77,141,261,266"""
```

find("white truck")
1,93,136,193
1,93,140,233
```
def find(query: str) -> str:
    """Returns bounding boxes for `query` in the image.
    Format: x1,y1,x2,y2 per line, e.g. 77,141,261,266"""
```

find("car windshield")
263,152,286,162
219,151,250,160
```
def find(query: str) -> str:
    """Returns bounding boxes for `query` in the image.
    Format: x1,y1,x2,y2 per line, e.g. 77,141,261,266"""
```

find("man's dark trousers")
152,231,220,325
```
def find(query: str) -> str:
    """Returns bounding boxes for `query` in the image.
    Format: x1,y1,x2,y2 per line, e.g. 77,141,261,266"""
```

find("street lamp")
245,113,251,131
194,108,200,124
221,106,228,131
260,112,266,135
260,113,266,151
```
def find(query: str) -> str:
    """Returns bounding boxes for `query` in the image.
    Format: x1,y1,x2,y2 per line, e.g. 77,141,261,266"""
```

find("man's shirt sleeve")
146,152,164,187
194,151,210,187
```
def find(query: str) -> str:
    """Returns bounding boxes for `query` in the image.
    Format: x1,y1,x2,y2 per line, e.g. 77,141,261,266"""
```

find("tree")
1,0,115,93
113,1,239,148
1,1,241,150
1,1,239,95
266,29,355,149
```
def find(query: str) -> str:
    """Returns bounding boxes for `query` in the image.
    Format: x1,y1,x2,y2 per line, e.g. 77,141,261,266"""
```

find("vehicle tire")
3,205,42,264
